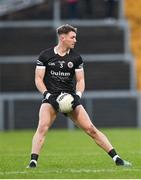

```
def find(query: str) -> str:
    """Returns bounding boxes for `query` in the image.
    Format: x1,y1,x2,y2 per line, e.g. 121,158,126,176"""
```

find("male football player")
27,24,132,168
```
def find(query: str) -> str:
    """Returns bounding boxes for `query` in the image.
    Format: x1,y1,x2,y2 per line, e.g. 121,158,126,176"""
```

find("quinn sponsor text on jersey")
36,47,83,94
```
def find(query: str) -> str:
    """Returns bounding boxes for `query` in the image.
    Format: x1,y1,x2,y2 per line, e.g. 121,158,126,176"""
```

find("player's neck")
55,45,70,56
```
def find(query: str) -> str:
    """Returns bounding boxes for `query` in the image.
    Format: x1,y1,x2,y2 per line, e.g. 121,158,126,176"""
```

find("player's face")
62,31,77,49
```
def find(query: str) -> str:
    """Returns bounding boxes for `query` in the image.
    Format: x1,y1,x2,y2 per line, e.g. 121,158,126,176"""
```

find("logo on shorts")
67,62,73,68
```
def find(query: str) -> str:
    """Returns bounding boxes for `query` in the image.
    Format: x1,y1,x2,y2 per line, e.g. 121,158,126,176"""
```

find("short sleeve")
75,56,84,71
36,50,46,68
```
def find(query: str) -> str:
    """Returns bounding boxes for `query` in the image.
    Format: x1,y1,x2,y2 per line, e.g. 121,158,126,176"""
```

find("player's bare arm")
35,67,47,94
75,68,85,97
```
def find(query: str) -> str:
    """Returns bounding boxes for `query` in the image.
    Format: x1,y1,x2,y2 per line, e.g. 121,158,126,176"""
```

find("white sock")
30,159,37,165
113,155,120,162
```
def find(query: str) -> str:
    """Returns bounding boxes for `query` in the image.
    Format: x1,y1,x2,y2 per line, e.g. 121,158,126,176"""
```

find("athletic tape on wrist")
76,91,82,98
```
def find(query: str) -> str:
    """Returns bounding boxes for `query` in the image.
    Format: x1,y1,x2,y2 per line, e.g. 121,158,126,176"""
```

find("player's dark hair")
56,24,77,35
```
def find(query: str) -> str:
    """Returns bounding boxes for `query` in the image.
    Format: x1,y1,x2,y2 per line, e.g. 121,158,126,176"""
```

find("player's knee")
85,124,97,137
37,123,49,136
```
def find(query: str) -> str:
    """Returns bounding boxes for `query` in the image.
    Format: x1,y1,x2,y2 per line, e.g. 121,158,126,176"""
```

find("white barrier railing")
0,0,44,16
0,90,140,131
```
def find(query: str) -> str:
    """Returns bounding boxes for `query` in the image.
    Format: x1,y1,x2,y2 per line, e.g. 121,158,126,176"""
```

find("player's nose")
74,38,77,43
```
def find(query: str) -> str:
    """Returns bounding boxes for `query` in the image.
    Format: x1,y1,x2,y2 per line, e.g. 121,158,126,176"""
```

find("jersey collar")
54,46,70,55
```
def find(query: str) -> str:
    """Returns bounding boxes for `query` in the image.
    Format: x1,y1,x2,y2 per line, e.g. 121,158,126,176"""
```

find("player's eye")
72,36,76,40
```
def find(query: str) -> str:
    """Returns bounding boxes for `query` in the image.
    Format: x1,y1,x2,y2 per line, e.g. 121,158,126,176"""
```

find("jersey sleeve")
36,50,46,68
75,56,84,71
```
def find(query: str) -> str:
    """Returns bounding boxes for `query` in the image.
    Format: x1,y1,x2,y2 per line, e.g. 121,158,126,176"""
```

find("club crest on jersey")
67,62,73,68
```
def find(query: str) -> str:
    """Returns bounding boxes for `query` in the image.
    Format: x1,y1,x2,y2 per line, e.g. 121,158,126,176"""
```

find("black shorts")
42,94,58,111
42,92,81,112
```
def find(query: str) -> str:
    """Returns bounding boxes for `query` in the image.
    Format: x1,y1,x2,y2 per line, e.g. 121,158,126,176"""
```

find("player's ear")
60,34,66,42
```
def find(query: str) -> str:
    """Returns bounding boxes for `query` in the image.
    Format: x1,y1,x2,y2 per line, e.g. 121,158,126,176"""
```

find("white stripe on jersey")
36,65,46,69
75,68,84,72
37,59,44,65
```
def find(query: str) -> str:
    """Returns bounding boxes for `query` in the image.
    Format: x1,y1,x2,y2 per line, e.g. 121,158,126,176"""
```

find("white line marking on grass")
0,168,140,175
0,171,27,175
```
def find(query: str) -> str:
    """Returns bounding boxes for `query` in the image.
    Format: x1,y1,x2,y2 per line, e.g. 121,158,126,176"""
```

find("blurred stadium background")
0,0,141,131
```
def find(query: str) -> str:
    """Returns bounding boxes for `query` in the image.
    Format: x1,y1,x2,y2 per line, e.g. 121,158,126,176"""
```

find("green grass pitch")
0,128,141,179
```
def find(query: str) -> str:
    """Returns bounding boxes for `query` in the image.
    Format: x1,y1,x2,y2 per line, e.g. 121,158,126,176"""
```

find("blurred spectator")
105,0,117,20
84,0,93,18
66,0,78,19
